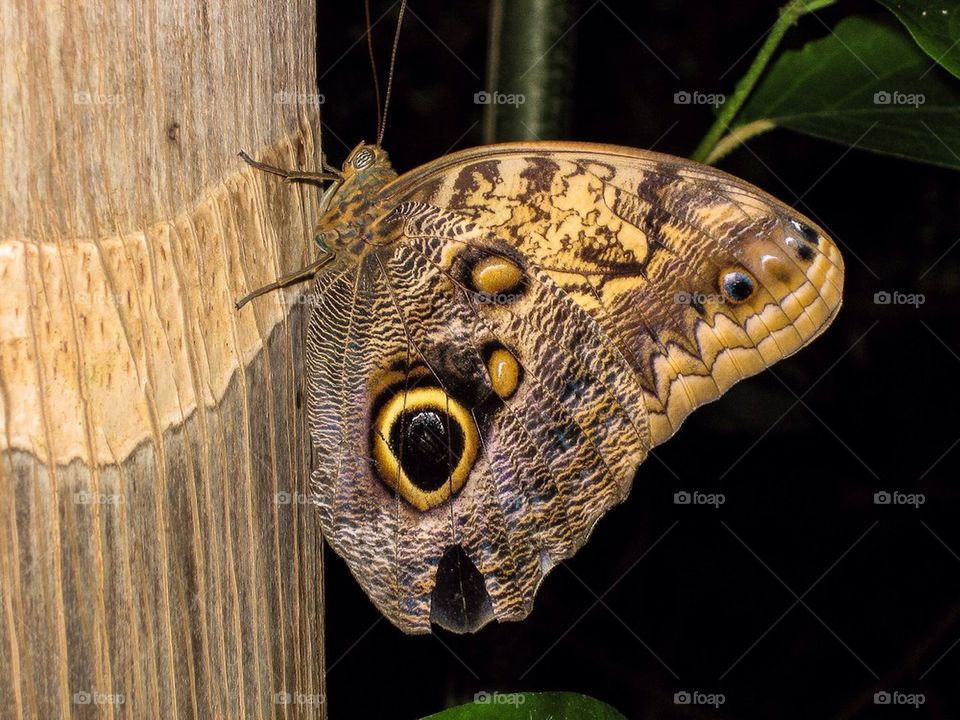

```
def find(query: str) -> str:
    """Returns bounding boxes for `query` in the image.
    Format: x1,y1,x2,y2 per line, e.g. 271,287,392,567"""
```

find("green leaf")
733,16,960,170
692,0,839,162
876,1,960,79
420,692,628,720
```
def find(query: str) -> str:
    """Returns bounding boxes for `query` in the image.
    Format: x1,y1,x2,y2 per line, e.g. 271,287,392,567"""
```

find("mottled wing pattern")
308,142,844,634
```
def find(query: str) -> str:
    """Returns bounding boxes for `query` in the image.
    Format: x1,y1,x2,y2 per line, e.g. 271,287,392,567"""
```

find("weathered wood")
0,0,327,717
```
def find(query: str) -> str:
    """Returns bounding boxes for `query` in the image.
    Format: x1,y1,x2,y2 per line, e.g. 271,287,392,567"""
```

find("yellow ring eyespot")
471,255,524,297
371,387,479,512
719,268,756,304
487,348,521,400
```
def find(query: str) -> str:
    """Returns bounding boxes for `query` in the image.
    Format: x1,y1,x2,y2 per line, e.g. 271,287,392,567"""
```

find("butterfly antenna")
377,0,407,147
364,0,383,141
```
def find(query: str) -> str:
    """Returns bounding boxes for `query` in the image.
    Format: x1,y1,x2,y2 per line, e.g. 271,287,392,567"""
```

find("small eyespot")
720,270,755,304
486,347,522,400
353,148,375,169
469,255,525,301
785,234,816,262
789,219,819,245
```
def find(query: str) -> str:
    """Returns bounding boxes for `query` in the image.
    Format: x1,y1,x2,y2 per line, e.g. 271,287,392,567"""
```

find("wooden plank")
0,0,327,717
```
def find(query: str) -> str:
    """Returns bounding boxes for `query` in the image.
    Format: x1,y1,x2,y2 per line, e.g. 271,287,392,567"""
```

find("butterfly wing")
309,142,844,633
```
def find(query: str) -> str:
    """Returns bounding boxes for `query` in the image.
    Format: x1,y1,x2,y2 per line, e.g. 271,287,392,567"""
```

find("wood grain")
0,0,327,717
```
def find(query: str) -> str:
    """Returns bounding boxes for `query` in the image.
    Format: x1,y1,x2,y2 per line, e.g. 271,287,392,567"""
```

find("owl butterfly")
237,7,844,635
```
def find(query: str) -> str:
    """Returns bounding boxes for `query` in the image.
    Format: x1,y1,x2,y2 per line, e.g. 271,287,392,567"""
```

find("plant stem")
691,0,835,163
483,0,576,142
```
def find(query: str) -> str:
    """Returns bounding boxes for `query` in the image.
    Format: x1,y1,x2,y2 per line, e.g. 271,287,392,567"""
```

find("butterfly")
236,9,844,636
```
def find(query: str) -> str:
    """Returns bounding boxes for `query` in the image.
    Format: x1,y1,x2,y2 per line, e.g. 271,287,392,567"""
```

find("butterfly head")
341,141,393,179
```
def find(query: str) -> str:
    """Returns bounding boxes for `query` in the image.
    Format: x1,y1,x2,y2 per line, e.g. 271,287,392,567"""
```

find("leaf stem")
691,0,834,163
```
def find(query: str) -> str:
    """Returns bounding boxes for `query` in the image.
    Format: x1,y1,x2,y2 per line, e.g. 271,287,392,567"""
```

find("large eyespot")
720,269,756,304
371,387,479,511
353,147,375,169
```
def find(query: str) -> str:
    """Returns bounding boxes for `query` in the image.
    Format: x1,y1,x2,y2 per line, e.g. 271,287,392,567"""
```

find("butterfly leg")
235,252,336,309
318,178,344,215
238,150,342,185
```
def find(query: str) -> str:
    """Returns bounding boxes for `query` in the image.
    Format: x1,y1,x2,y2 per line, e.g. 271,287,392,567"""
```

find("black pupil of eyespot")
723,272,754,301
389,409,465,492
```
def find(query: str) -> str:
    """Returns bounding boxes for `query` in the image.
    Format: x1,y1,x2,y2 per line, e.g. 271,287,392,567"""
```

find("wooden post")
0,0,327,717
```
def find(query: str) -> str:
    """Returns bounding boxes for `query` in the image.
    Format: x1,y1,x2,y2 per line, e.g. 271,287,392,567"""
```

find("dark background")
315,1,960,717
